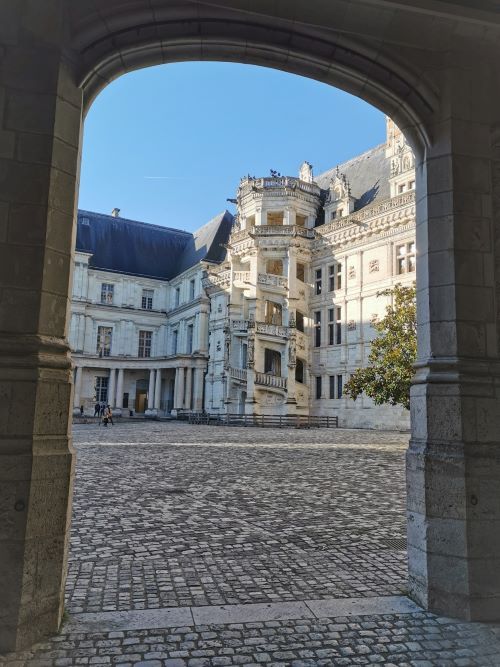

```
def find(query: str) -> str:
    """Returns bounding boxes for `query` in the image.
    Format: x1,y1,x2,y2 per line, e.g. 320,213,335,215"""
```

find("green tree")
344,283,416,410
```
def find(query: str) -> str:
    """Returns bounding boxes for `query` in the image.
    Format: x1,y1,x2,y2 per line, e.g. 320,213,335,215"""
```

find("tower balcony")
229,366,247,383
251,225,315,239
231,319,249,333
255,371,287,391
257,273,288,290
255,321,290,339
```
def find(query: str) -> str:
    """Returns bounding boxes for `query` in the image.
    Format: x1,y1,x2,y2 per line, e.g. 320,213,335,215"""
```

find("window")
315,268,322,295
187,324,194,354
398,183,406,193
265,300,282,325
95,377,109,402
315,376,322,400
296,311,305,333
330,210,337,220
172,330,178,355
328,308,334,346
189,279,195,301
329,374,343,399
329,308,342,344
100,283,114,304
174,287,180,307
138,330,152,358
142,289,153,310
296,213,307,227
396,242,416,274
96,326,112,357
328,263,342,291
409,180,415,190
266,259,283,275
241,342,248,368
296,263,305,282
295,359,304,384
264,349,281,376
335,307,342,344
267,211,284,226
337,374,343,399
314,311,321,347
123,392,129,409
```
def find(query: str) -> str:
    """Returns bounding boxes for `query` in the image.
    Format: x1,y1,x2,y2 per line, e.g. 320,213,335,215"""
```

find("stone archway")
1,0,500,652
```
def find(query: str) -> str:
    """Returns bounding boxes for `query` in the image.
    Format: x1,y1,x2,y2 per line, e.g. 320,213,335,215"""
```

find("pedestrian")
100,403,105,417
102,412,108,427
94,402,100,417
106,405,114,426
80,405,84,417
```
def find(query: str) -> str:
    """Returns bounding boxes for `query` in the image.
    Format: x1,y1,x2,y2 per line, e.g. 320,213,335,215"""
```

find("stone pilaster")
0,1,82,650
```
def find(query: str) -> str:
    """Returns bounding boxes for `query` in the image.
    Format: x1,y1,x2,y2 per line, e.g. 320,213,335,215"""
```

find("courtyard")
2,422,500,665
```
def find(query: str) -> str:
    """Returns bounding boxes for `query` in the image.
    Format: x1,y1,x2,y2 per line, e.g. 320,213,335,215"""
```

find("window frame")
138,330,152,358
141,289,154,310
314,311,321,347
96,326,112,357
315,268,322,295
100,283,114,305
315,375,322,400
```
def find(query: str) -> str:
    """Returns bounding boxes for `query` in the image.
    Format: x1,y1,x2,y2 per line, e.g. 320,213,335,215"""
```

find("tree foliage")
344,283,416,410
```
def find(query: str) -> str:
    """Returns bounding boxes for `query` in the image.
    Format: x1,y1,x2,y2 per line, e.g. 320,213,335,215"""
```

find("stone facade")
75,119,414,428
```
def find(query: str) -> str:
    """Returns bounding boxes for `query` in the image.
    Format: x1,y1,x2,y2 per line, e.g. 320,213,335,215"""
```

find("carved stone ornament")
347,320,356,331
368,259,380,273
348,266,356,279
247,335,255,368
288,336,297,368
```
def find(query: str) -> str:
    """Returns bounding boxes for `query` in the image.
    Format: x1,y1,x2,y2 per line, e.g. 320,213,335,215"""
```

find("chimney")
111,208,120,217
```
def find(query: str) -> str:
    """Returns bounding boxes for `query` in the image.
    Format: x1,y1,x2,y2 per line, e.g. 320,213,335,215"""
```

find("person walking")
94,402,100,418
100,403,105,417
80,405,84,417
106,405,114,426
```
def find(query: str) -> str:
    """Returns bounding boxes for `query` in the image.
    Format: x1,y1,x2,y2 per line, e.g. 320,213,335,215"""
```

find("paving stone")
2,424,500,666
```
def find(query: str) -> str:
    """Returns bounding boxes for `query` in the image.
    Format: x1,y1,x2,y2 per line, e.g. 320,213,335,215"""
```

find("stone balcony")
255,321,290,339
229,224,315,246
231,319,249,332
201,270,231,290
255,371,287,390
233,270,251,287
239,175,321,197
229,366,247,382
257,273,288,290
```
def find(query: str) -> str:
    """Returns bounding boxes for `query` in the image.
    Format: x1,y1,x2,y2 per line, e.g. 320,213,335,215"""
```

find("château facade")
70,118,416,429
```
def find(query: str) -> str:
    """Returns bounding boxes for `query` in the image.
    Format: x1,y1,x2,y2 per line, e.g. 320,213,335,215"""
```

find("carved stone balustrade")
254,371,287,390
231,319,249,332
255,321,290,339
251,225,315,239
257,273,288,289
201,270,231,290
238,175,321,197
230,367,247,382
233,271,251,283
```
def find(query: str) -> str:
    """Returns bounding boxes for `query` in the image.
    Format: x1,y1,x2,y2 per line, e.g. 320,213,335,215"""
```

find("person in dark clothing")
100,403,106,417
80,405,84,416
94,402,100,417
106,406,114,426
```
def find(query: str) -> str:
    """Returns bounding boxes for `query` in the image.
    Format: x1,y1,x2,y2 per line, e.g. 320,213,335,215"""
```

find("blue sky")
79,62,385,233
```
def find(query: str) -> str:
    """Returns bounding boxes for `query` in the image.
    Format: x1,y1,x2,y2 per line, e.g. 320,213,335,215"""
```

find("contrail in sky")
144,176,187,180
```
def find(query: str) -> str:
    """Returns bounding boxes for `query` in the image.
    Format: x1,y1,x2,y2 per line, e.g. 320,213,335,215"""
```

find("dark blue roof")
76,209,233,280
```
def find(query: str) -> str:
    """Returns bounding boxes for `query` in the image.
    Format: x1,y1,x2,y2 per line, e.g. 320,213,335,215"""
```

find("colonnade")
72,365,205,413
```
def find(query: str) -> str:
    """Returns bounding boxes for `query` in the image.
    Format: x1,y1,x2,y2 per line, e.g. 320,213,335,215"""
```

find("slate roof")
75,209,234,281
176,210,234,275
315,142,390,212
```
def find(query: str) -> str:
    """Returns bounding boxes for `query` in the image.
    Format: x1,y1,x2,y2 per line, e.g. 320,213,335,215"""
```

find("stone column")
185,367,193,410
147,369,155,410
174,367,185,410
407,63,500,621
108,369,116,407
116,369,124,409
0,3,82,651
73,367,83,409
154,369,162,410
193,368,205,410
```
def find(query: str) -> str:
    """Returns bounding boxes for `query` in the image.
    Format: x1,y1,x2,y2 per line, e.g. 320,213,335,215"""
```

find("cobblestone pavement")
67,423,409,612
3,422,500,666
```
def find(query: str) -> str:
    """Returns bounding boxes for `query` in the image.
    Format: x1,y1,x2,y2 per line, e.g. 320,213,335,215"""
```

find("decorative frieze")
369,259,380,273
257,273,288,289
